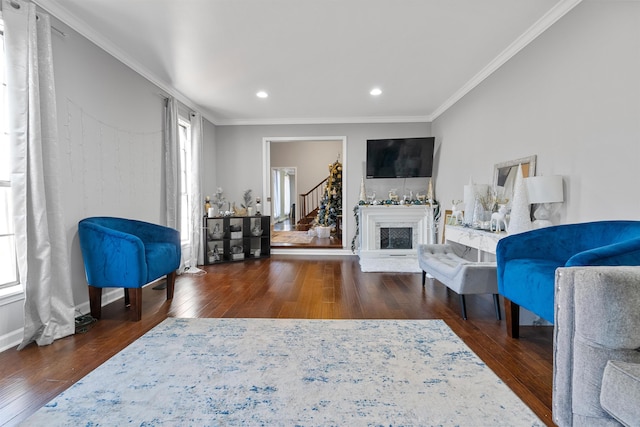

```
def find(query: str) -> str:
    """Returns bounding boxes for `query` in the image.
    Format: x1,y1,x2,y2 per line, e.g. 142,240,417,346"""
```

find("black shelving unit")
202,215,271,265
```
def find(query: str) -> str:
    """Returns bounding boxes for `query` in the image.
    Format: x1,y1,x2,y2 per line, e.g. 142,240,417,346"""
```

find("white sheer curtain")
188,112,203,267
3,0,75,349
165,98,204,271
163,97,191,273
164,97,180,232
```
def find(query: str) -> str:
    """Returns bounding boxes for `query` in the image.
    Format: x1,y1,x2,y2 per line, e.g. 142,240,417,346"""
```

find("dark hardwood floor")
271,231,344,249
0,255,554,426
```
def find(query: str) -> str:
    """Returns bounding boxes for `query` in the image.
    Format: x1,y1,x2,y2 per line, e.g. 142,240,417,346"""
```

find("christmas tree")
316,159,342,229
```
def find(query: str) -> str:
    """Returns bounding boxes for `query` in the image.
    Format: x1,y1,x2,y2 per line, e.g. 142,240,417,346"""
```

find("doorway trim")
262,136,348,250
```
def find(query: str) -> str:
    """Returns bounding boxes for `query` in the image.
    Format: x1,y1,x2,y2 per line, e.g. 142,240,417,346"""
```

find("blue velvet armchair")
78,217,181,321
496,220,640,338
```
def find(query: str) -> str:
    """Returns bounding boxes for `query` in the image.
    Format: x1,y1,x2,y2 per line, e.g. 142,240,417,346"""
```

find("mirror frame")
493,155,537,205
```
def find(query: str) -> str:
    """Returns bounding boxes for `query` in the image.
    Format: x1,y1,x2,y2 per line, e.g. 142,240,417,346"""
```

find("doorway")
262,136,347,249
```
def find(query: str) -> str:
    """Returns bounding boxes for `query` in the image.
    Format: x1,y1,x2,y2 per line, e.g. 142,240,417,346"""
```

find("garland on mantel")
350,201,440,254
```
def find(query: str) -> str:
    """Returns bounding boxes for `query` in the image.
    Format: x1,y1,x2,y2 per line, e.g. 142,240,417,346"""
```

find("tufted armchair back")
553,266,640,426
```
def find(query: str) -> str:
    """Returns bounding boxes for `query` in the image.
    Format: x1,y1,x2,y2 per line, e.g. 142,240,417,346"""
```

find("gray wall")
433,1,640,230
212,122,432,246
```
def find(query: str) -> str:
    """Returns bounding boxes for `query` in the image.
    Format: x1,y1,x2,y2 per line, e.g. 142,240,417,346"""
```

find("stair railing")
299,177,327,223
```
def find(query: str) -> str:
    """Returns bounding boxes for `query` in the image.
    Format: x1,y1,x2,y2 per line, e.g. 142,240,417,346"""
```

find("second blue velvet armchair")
496,220,640,338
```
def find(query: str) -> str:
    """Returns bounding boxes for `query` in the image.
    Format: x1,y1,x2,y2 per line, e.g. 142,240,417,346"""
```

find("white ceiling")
36,0,582,125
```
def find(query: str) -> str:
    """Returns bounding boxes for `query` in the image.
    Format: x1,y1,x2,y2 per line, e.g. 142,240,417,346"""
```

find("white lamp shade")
525,175,564,204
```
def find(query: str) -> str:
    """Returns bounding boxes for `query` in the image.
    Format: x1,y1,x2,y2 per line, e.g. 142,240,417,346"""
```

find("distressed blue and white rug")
25,318,543,426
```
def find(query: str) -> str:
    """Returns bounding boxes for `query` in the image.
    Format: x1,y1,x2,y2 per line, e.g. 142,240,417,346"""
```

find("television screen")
366,137,434,178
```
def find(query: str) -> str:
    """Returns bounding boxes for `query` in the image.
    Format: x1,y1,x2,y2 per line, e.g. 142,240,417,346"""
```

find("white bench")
417,244,501,320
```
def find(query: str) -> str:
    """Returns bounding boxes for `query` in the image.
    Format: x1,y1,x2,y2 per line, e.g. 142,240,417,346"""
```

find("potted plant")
241,189,254,216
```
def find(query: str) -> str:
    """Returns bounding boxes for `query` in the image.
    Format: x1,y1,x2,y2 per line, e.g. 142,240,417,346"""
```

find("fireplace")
377,224,416,250
358,205,436,260
380,227,413,249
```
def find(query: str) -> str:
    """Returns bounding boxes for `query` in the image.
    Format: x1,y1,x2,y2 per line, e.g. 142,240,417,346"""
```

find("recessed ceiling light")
256,91,268,98
370,88,382,96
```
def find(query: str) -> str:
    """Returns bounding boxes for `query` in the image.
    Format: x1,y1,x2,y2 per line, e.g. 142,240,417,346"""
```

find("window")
0,17,21,300
283,173,291,216
178,118,192,247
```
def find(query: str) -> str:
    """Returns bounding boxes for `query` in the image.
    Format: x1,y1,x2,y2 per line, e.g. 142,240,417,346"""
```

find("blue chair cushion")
502,259,558,323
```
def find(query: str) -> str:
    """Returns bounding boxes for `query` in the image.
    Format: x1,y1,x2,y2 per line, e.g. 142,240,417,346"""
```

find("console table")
444,225,506,261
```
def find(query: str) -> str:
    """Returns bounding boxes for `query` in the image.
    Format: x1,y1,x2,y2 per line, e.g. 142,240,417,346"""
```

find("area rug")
24,318,542,426
359,256,422,273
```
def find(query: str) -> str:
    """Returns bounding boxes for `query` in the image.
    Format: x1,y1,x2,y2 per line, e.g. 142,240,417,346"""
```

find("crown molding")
33,0,221,125
216,115,431,126
429,0,583,122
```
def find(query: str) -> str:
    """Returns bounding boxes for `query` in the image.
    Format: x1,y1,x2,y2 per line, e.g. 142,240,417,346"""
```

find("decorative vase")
247,207,254,216
463,178,475,225
508,164,532,235
359,177,367,202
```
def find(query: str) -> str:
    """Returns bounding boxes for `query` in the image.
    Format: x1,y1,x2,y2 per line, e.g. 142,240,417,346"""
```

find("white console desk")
444,225,507,261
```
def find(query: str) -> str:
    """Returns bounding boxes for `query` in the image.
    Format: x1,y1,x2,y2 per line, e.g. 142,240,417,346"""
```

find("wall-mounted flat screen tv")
366,137,435,178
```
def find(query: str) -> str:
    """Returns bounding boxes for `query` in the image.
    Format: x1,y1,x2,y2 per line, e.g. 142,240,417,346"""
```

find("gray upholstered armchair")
553,266,640,426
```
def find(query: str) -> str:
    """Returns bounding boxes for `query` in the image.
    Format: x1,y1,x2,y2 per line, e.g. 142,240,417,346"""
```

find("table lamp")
525,175,564,228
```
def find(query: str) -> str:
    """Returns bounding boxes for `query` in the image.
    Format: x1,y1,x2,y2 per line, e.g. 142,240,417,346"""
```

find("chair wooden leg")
124,288,130,307
128,288,142,321
422,270,426,286
88,286,102,319
460,294,468,320
504,297,520,338
166,271,176,300
493,294,502,320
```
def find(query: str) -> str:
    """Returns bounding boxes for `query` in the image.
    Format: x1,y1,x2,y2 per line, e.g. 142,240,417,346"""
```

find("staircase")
296,177,327,231
296,208,319,231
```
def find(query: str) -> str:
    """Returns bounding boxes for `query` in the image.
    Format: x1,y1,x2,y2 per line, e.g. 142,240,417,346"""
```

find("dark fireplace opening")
380,227,412,249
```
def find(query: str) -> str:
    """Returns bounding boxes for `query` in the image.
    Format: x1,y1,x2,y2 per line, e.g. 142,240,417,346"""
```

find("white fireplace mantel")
358,205,436,259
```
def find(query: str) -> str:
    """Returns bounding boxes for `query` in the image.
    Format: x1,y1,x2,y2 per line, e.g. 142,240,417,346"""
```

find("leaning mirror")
493,155,537,207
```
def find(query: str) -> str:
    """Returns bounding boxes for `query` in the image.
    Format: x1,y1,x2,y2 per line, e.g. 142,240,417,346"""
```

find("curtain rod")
50,25,66,37
158,93,199,118
7,0,67,37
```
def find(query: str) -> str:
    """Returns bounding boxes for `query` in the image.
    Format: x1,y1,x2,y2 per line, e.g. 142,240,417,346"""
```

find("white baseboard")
0,288,128,353
271,248,354,256
0,327,24,353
